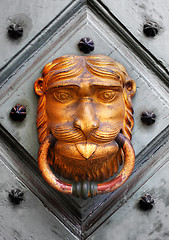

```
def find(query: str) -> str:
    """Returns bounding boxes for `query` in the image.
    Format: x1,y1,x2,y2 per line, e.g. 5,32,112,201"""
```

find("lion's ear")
34,78,44,96
125,79,136,98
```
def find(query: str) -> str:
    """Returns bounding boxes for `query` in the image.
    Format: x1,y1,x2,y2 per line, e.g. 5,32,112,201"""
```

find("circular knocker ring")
38,133,135,199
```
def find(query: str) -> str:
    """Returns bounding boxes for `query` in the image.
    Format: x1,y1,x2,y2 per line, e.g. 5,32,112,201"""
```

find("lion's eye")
53,91,73,102
97,90,116,102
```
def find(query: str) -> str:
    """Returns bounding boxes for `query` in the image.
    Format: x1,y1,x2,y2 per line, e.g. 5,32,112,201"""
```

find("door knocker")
34,55,136,199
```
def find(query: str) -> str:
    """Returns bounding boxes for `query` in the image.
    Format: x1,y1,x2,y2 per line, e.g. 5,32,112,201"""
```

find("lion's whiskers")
50,122,121,143
51,125,84,142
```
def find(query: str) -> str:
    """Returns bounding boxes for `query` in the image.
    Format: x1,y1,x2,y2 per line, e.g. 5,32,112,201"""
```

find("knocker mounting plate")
34,55,136,198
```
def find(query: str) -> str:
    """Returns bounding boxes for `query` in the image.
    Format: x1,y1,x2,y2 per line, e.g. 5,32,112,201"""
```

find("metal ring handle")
38,133,135,198
97,133,135,194
38,134,72,194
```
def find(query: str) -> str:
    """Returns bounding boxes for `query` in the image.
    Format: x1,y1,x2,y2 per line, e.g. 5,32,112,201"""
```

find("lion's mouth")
53,140,120,181
54,140,119,162
51,122,122,160
76,142,97,159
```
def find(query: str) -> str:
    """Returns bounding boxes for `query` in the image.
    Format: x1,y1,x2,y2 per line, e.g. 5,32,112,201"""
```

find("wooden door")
0,1,169,239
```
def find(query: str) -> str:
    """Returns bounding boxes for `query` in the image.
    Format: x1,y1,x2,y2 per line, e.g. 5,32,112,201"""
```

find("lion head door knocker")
34,55,136,199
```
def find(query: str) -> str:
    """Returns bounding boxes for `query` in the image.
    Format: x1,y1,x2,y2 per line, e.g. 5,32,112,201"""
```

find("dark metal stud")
9,189,24,204
78,37,94,54
143,21,159,37
138,194,154,210
7,23,23,39
141,111,156,125
10,104,26,121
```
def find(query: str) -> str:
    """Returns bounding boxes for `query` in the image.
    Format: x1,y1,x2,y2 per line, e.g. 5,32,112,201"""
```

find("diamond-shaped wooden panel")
0,3,168,160
0,1,169,239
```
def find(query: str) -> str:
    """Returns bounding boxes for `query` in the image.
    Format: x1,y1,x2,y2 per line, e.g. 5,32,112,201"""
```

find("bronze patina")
34,55,136,198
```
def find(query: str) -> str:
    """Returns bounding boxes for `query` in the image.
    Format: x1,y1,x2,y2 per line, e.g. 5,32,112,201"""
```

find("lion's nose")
74,99,99,137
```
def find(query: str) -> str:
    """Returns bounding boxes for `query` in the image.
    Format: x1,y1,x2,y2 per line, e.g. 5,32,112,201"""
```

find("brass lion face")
34,55,136,197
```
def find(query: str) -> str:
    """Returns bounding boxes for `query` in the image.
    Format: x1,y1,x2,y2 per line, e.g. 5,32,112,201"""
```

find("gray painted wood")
0,4,168,160
0,0,73,69
0,0,169,239
88,136,169,240
0,159,77,240
101,0,169,72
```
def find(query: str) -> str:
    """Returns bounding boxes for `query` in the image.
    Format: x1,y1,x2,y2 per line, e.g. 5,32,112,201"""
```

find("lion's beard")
48,122,123,181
